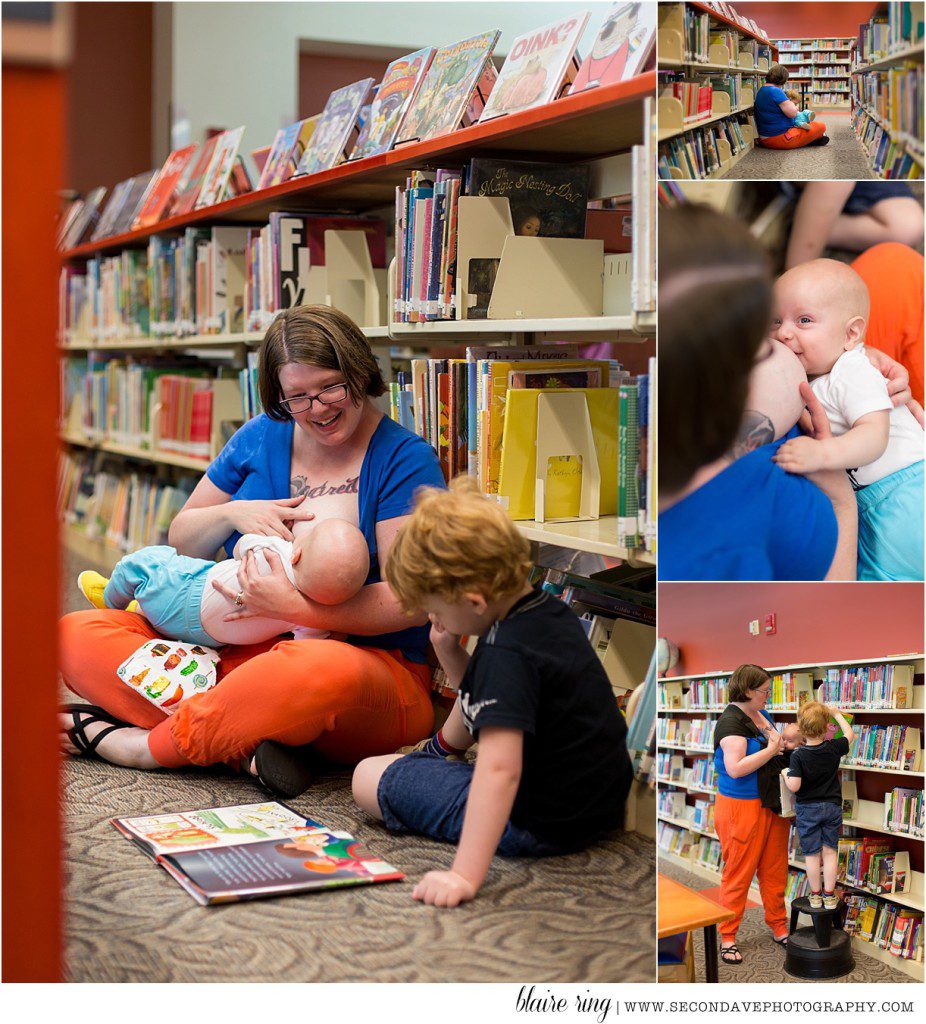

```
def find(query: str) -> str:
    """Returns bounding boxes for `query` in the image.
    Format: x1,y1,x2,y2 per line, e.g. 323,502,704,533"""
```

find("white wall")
170,1,619,159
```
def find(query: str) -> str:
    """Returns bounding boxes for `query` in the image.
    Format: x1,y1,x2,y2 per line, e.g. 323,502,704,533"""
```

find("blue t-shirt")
754,84,795,138
714,710,776,799
207,413,445,662
659,436,838,581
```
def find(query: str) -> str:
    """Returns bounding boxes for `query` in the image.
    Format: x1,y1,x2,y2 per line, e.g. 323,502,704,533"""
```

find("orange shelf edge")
63,71,656,260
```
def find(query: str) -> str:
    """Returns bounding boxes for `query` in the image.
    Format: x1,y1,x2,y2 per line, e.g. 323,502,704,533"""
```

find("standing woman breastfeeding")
59,306,444,793
712,664,792,965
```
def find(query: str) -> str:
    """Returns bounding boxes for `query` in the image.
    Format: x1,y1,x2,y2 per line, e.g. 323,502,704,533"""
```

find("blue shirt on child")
659,435,838,581
207,413,445,662
754,84,795,137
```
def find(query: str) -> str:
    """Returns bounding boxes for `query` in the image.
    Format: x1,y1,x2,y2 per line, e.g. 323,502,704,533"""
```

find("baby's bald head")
772,259,870,375
777,259,869,321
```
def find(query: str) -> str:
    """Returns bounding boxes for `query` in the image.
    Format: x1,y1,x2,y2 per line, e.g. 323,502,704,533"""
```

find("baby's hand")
412,869,477,908
773,435,828,474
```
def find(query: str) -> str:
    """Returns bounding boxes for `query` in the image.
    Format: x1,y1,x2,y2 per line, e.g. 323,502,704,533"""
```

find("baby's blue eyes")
799,317,812,325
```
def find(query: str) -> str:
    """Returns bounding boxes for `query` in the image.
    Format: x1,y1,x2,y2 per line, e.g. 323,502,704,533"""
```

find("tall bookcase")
776,36,855,109
657,654,925,980
657,1,776,179
851,2,925,178
58,75,658,576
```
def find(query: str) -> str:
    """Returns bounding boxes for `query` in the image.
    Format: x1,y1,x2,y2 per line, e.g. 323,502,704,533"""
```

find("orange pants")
852,242,925,405
59,610,434,767
713,793,790,943
757,120,827,148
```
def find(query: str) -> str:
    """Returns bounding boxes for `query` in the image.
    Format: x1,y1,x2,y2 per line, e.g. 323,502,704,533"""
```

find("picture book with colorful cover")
113,802,404,905
172,136,220,217
134,144,199,228
196,126,246,209
110,170,161,236
396,31,500,145
570,2,657,93
296,79,375,176
91,179,134,241
479,12,590,121
464,157,590,317
60,186,107,249
351,47,435,160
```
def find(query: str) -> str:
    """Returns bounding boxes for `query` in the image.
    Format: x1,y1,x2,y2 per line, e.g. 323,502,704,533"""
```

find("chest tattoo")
290,475,359,499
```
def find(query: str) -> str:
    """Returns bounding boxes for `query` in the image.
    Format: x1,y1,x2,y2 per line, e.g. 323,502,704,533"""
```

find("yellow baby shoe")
77,570,109,609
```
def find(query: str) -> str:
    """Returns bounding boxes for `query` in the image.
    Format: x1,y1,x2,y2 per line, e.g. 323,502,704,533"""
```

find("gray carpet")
60,545,657,983
722,114,875,180
660,862,916,984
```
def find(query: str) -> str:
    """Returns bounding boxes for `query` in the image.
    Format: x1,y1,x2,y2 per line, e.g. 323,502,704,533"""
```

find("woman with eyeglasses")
711,664,793,965
59,305,445,795
658,204,912,582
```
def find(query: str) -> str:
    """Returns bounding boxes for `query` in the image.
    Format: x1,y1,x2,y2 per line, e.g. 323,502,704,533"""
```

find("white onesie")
199,534,328,646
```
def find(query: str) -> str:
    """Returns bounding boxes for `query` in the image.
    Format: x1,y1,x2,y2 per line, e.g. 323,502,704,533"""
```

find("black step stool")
784,896,855,979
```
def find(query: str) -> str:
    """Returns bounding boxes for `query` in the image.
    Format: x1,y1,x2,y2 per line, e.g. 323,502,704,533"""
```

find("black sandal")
252,740,316,798
720,944,743,965
773,935,789,947
62,703,131,759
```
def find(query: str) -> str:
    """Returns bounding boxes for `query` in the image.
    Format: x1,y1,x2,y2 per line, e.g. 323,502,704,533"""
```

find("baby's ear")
844,314,866,350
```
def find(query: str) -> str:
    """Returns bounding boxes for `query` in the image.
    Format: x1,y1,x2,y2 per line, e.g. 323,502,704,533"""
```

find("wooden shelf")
844,764,925,778
62,73,656,260
658,103,754,142
61,526,125,573
657,811,717,839
60,328,390,351
657,776,716,795
387,314,645,339
61,432,213,472
659,59,762,73
662,654,925,683
688,1,776,50
854,42,925,73
516,514,655,565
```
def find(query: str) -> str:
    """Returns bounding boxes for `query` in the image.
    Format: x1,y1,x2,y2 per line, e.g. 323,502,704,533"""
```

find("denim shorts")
794,800,843,854
377,751,564,857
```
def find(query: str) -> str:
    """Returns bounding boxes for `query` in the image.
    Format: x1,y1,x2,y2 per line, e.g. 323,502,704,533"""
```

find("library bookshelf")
851,3,925,178
657,1,776,180
58,74,658,576
776,37,855,110
657,654,925,980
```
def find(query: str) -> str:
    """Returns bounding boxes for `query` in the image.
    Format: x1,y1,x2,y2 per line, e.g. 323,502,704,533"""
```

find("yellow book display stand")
534,392,600,523
498,387,618,521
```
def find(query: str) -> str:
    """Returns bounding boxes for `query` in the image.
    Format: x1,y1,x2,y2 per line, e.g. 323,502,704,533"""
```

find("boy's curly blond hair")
385,477,533,611
797,700,829,739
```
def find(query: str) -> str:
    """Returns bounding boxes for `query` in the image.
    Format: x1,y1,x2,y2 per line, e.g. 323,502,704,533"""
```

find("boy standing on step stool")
782,702,856,909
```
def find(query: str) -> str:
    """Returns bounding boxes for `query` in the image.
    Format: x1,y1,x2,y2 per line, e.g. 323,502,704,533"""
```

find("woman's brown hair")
766,63,789,86
258,305,386,420
658,204,773,495
728,664,772,702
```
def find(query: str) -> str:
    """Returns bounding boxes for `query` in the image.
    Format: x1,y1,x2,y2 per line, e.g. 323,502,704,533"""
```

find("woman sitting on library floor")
753,64,828,150
712,664,792,965
658,204,915,581
58,305,444,793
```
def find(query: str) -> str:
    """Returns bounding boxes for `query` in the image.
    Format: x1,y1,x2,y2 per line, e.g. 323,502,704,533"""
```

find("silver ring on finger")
235,591,245,607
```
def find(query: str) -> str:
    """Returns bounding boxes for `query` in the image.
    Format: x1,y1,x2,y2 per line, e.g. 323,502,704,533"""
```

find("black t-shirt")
713,704,791,813
788,737,850,804
458,588,632,847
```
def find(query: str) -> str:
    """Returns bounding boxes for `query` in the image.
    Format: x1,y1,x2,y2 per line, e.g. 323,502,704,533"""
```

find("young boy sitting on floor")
351,477,633,908
784,89,815,129
782,701,855,909
77,517,369,647
772,259,925,581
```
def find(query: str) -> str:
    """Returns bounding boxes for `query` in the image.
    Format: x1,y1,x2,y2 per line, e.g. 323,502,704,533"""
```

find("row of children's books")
853,62,924,150
884,786,924,837
657,115,750,178
852,104,925,179
845,723,922,773
658,676,726,710
383,345,655,550
844,895,923,961
856,4,923,65
836,835,912,896
777,39,853,52
58,449,196,554
657,757,716,796
58,4,656,251
656,820,723,871
813,91,850,105
818,663,915,710
657,715,716,749
59,214,386,344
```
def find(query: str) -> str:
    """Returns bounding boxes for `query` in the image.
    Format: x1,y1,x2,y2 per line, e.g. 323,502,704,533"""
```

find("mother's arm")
720,729,782,779
778,98,799,119
168,475,314,559
215,513,428,634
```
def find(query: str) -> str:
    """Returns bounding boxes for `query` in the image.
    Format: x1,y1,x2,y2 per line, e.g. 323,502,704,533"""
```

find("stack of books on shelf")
884,787,924,837
657,717,689,747
844,895,923,962
852,5,924,178
690,757,716,791
785,868,810,901
846,723,922,772
687,716,716,749
819,663,915,709
838,835,913,896
657,116,751,178
657,751,685,782
767,670,814,710
657,820,693,858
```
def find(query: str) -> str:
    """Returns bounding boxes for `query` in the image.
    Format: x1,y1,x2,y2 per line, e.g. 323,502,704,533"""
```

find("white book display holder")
324,229,381,328
455,195,514,320
534,392,600,524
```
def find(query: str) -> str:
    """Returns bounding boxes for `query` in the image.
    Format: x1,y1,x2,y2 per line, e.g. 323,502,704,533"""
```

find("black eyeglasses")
279,383,349,415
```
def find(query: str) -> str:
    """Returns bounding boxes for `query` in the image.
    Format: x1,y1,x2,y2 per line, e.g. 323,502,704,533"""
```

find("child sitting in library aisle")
771,259,925,581
351,478,633,908
782,702,856,909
